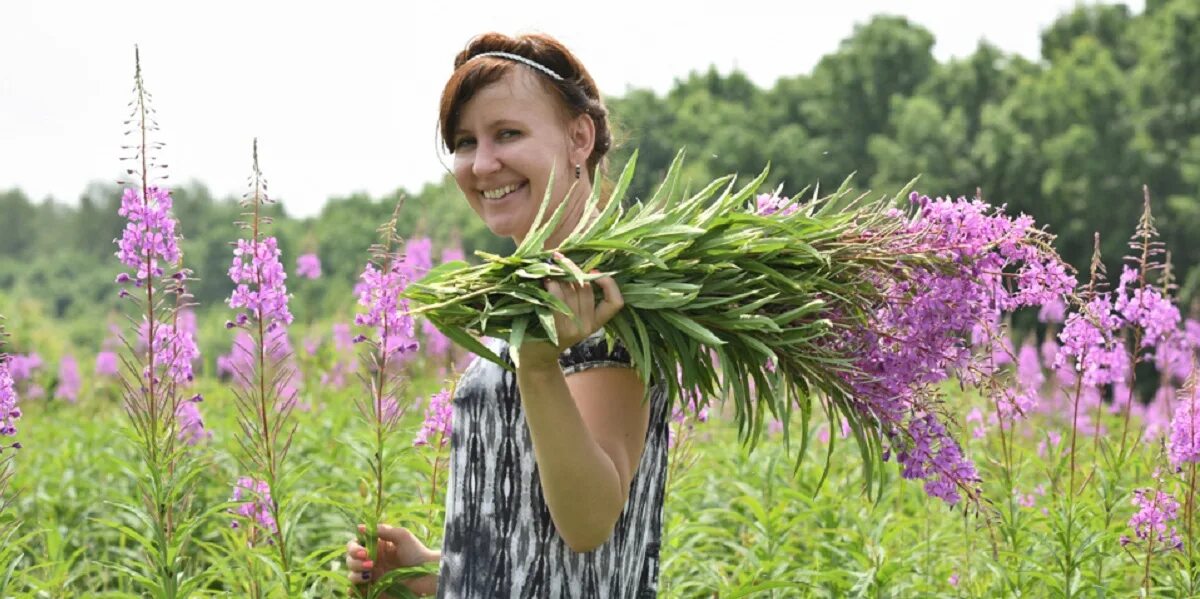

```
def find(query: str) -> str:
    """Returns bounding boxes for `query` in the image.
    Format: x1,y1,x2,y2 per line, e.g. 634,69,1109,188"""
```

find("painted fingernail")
363,560,374,569
357,524,366,532
355,550,367,559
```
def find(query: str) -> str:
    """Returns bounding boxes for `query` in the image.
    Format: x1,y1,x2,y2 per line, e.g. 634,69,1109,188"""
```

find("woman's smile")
480,180,528,202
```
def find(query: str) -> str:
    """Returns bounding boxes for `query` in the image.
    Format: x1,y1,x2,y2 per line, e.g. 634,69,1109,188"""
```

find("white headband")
469,51,565,81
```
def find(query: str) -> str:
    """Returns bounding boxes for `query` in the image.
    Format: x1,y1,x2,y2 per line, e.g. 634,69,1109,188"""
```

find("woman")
345,32,670,598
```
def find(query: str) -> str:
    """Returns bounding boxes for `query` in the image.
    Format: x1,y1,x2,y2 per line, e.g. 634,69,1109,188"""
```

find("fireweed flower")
114,186,182,285
966,408,988,439
1168,382,1200,469
9,354,41,382
1039,297,1067,323
1155,331,1196,383
668,396,711,448
141,309,200,386
405,237,434,279
1186,319,1200,348
228,236,293,328
175,395,211,445
1115,265,1181,349
95,351,119,377
55,354,80,403
1121,488,1182,550
441,245,465,264
333,323,354,353
0,353,21,439
825,193,1073,504
295,253,321,280
754,191,799,217
354,262,418,358
414,389,452,447
218,328,303,410
1055,296,1125,387
229,477,277,534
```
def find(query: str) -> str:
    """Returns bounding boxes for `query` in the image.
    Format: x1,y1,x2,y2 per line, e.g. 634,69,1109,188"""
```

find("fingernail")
553,251,563,259
362,571,372,581
356,550,367,559
357,524,365,532
363,560,374,569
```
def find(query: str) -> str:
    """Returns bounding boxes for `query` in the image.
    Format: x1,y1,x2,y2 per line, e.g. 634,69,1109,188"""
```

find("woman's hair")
438,32,614,180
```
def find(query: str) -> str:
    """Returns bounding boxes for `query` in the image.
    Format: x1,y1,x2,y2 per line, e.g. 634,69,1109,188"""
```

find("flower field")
2,44,1200,599
3,307,1200,597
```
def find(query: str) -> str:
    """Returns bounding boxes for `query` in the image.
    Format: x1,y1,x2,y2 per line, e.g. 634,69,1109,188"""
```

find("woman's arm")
516,355,651,553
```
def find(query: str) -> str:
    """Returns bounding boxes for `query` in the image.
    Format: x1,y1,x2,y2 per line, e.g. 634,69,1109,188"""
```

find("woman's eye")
454,138,475,150
499,129,520,140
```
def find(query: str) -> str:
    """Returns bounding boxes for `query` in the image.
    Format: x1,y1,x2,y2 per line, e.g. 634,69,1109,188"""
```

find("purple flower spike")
296,253,322,280
228,237,293,328
55,354,80,403
0,355,20,438
115,186,182,283
414,389,453,447
1127,488,1182,550
355,261,418,358
229,476,277,534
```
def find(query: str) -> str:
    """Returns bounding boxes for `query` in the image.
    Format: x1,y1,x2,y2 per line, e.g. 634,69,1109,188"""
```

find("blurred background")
4,0,1196,354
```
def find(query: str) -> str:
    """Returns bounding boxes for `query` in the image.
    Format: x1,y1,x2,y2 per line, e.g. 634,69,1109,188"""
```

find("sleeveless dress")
437,331,670,598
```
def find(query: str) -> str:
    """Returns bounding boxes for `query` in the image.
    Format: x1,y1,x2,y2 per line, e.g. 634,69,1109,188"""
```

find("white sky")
1,0,1142,218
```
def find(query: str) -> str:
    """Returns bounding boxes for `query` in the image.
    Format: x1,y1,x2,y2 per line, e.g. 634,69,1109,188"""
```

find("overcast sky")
2,0,1142,218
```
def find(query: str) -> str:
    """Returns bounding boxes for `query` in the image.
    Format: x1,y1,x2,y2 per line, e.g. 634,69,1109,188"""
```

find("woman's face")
451,68,591,245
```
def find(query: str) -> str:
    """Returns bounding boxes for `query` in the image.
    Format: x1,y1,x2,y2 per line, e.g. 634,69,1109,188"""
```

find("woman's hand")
517,252,624,366
345,523,439,594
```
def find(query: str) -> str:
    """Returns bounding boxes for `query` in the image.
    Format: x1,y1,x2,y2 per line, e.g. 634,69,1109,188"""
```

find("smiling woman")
343,32,670,598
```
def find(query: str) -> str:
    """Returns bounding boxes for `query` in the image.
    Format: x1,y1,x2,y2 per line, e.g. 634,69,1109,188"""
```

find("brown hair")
438,32,614,180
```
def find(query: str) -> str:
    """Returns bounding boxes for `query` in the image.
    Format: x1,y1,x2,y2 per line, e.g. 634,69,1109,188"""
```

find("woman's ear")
567,113,596,168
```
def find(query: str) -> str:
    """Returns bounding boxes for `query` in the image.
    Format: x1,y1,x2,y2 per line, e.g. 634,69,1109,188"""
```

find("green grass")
3,358,1193,597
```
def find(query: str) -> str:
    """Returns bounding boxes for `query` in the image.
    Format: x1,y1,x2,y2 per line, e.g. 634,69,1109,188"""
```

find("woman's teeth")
482,182,524,200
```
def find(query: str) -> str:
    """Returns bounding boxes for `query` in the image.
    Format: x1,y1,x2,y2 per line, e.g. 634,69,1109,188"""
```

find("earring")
574,163,581,179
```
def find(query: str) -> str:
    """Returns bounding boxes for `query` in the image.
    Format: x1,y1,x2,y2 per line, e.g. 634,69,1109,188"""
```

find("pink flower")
95,351,120,377
441,245,465,264
404,237,433,279
228,237,293,328
1038,297,1067,323
355,261,418,358
1123,488,1182,550
754,192,799,217
1168,385,1200,469
55,354,80,403
414,389,452,447
295,253,321,279
176,395,211,445
0,353,21,438
114,186,182,284
229,477,277,534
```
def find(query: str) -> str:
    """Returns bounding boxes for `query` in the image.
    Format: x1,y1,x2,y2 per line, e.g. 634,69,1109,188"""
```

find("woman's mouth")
481,181,528,201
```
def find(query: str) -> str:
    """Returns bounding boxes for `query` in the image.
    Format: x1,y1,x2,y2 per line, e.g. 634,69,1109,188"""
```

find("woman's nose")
472,141,501,177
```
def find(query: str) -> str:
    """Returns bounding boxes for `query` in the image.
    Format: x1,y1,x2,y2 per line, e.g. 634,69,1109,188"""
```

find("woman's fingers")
592,274,624,325
346,569,373,584
345,540,375,581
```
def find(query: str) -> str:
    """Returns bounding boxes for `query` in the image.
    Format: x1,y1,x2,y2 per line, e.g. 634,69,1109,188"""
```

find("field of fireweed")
1,51,1200,599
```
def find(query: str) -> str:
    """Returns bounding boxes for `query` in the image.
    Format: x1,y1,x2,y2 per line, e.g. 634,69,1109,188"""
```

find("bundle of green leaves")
403,151,940,458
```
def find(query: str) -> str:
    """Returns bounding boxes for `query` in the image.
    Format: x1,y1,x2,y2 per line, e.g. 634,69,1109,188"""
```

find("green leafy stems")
403,149,941,497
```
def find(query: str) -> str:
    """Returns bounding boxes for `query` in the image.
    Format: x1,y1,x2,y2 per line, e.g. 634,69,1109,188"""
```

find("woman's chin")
483,215,530,241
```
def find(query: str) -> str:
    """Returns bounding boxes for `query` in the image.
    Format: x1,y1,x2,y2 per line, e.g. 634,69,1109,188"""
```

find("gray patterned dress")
436,331,670,598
